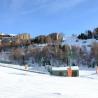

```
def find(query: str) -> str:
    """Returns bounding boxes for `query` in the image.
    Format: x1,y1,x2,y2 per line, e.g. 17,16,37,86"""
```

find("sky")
0,0,98,37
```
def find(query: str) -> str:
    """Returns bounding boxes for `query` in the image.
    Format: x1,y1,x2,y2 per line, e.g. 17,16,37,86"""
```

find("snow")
0,63,98,98
52,66,79,71
62,36,98,52
0,63,48,74
71,66,79,70
52,67,68,71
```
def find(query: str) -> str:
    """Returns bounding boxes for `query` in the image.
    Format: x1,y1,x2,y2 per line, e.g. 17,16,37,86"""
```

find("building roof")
52,66,79,71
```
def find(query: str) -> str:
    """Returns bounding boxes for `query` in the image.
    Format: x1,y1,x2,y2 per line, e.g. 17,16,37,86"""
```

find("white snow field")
0,65,98,98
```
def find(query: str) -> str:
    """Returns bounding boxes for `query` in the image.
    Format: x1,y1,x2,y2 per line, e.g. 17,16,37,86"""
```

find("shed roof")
52,66,79,71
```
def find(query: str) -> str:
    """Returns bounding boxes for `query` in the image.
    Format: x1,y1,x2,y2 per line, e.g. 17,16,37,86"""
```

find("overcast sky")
0,0,98,37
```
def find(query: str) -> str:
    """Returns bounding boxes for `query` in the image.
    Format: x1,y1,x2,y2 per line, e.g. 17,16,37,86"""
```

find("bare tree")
91,42,98,65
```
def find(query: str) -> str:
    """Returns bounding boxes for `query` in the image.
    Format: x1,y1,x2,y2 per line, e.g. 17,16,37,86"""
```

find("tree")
78,33,88,39
11,48,26,64
94,27,98,34
86,30,92,39
93,28,98,39
91,42,98,65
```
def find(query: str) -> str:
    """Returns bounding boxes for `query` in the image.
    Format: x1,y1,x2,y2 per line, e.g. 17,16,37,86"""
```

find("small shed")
50,66,79,77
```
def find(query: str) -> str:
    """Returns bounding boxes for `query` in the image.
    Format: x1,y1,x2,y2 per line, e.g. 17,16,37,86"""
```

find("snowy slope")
62,36,98,53
0,65,98,98
0,63,49,74
63,36,98,47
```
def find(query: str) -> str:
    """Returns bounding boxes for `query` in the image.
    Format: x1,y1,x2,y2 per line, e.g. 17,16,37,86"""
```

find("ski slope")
0,65,98,98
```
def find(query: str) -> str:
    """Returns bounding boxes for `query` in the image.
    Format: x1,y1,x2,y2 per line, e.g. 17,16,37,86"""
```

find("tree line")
77,27,98,40
7,42,98,68
0,30,98,67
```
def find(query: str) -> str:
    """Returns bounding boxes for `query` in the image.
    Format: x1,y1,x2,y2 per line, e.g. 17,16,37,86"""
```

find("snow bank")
0,65,98,98
0,63,48,74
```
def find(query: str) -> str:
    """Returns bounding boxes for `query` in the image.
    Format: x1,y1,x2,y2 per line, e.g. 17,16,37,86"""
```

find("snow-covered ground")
63,36,98,52
0,63,48,74
0,64,98,98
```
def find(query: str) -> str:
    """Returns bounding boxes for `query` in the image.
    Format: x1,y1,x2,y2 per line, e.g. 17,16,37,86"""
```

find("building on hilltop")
0,33,15,47
15,33,31,40
48,32,63,42
0,33,32,48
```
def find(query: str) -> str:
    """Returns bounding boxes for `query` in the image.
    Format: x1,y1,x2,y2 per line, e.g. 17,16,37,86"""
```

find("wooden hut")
50,66,79,77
